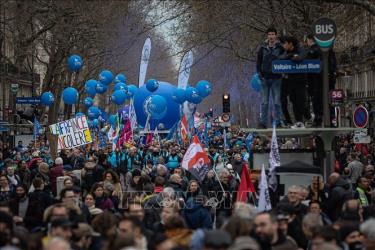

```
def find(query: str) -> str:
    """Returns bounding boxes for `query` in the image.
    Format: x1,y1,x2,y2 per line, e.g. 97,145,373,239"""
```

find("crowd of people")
257,27,337,129
0,125,374,250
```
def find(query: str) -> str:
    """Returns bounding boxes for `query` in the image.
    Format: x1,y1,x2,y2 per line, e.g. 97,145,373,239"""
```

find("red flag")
236,163,255,202
180,115,188,143
181,135,210,181
146,132,153,146
117,120,132,148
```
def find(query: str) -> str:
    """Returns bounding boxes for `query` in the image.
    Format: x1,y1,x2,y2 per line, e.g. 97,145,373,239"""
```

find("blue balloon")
75,112,84,117
88,120,93,128
87,106,100,119
85,79,97,97
62,87,79,105
114,82,128,91
99,70,113,85
84,97,94,108
111,90,127,105
146,79,159,92
109,114,117,127
40,91,55,106
196,80,212,98
185,87,201,104
99,111,108,122
92,119,99,128
127,84,138,97
134,82,180,130
172,88,186,104
144,95,167,119
191,94,202,104
251,73,262,92
114,74,126,84
96,82,107,94
67,54,83,72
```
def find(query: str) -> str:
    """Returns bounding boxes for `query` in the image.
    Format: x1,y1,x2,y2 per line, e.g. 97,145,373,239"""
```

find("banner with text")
49,116,92,150
272,60,321,74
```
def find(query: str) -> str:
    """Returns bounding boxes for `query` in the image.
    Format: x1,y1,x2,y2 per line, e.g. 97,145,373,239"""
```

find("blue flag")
98,128,107,148
166,123,177,141
204,120,209,148
245,133,253,151
33,117,41,140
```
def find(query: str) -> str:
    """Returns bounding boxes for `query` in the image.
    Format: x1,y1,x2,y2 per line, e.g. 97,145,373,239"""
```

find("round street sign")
313,17,337,48
11,83,19,94
353,105,369,128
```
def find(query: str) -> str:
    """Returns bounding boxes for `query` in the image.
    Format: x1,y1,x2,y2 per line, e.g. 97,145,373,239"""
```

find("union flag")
180,115,189,143
181,135,209,181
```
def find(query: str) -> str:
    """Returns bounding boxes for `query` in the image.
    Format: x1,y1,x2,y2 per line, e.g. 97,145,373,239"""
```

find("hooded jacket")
325,177,353,221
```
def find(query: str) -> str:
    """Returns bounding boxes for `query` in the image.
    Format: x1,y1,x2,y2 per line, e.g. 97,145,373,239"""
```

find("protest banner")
49,116,92,150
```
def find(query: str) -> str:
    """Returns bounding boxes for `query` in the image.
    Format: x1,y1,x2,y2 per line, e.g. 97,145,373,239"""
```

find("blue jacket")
183,197,212,230
108,152,125,168
166,154,180,170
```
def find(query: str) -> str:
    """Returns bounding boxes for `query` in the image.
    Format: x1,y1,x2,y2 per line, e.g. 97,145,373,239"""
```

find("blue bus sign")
272,60,321,74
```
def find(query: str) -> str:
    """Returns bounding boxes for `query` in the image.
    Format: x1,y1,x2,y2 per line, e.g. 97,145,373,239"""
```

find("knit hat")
54,157,63,165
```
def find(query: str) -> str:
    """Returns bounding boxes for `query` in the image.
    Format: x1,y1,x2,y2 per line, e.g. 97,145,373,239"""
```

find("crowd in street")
0,125,374,250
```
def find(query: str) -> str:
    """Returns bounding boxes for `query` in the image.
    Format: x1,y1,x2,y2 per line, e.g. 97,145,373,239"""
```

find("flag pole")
144,114,150,133
211,167,230,200
129,99,134,140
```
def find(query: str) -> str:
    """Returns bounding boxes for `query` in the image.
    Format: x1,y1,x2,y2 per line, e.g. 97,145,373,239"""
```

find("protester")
279,36,311,128
256,27,284,128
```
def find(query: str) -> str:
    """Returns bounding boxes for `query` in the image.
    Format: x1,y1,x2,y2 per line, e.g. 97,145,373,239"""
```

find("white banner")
257,165,272,212
49,116,92,150
177,50,195,118
138,37,151,87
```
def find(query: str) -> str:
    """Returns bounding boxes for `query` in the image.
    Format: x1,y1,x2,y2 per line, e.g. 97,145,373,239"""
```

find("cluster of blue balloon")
132,79,212,130
40,55,84,107
171,80,212,104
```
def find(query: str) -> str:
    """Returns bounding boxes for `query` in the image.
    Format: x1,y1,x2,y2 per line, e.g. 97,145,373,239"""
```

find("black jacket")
326,177,353,221
280,45,307,81
256,42,284,79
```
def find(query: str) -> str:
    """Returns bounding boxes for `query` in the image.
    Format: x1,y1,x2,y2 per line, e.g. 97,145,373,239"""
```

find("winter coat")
49,165,64,195
95,196,114,211
167,182,186,201
325,177,353,221
256,42,284,79
144,194,163,230
255,229,298,250
26,190,53,230
279,45,307,81
81,162,104,192
183,197,212,230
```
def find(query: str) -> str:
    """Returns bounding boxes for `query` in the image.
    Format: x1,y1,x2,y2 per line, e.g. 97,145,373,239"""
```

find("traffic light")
222,94,230,113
